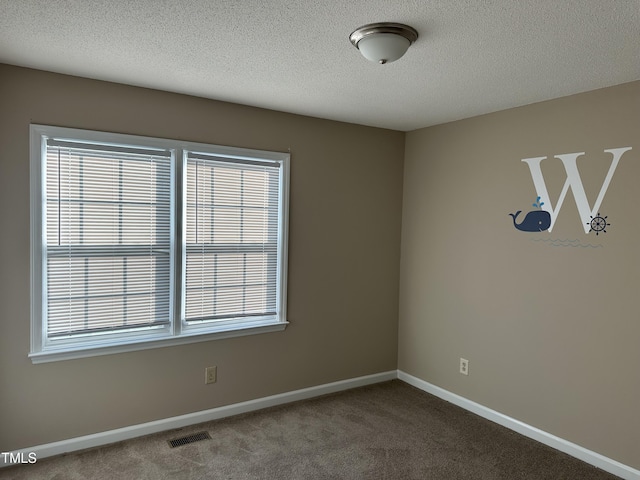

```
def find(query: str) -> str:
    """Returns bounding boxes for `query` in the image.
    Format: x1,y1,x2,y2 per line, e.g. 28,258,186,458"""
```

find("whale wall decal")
509,210,551,232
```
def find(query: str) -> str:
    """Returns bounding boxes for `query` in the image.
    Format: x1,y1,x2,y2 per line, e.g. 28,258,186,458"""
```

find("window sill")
29,321,288,364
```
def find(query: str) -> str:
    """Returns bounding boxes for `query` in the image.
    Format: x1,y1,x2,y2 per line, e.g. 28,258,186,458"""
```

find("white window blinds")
44,139,173,338
183,152,281,325
31,125,289,362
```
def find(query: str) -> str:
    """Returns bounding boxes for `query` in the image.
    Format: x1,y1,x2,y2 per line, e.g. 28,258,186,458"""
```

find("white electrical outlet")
460,358,469,376
205,366,217,384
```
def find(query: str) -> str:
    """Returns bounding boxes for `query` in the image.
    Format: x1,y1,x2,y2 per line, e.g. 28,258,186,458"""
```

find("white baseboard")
5,369,637,479
1,370,396,467
398,370,640,480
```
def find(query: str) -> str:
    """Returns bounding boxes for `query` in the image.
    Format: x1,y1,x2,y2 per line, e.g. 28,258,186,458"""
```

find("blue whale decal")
509,210,551,232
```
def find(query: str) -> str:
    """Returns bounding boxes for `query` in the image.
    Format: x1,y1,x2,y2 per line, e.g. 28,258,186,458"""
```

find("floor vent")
167,431,211,448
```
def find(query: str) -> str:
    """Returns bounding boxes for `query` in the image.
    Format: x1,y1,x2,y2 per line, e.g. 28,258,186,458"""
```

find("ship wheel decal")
587,213,610,235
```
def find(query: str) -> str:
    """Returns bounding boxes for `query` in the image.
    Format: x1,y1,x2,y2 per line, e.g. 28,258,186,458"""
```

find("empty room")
0,1,638,479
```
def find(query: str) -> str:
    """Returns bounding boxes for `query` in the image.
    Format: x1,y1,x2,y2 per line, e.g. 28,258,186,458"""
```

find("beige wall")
2,62,638,470
399,81,640,469
0,64,404,450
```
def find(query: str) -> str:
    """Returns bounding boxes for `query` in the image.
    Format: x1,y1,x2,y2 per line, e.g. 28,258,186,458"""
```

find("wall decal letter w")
521,147,632,233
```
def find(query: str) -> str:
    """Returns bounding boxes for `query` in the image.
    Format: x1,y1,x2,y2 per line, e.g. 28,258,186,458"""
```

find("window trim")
29,125,289,364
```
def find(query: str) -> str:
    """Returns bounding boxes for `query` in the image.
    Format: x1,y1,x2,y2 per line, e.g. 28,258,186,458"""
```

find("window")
30,125,289,363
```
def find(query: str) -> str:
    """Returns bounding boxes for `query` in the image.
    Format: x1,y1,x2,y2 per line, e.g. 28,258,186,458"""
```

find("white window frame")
30,125,289,363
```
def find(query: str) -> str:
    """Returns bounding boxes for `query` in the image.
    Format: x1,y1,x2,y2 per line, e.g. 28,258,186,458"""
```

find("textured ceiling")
1,1,638,131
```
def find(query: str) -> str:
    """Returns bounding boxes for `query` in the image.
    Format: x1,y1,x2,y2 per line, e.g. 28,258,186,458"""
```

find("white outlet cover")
460,358,469,375
205,366,217,384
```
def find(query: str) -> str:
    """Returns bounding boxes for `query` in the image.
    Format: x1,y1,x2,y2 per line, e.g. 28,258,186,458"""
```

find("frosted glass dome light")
349,23,418,65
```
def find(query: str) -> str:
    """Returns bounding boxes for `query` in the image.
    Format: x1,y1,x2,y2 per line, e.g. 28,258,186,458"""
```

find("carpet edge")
1,370,396,467
397,370,639,480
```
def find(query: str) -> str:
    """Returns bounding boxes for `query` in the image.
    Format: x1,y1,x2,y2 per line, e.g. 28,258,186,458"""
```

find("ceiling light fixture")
349,22,418,65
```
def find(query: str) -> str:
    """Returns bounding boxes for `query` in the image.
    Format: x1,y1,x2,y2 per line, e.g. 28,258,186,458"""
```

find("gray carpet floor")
0,380,620,479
